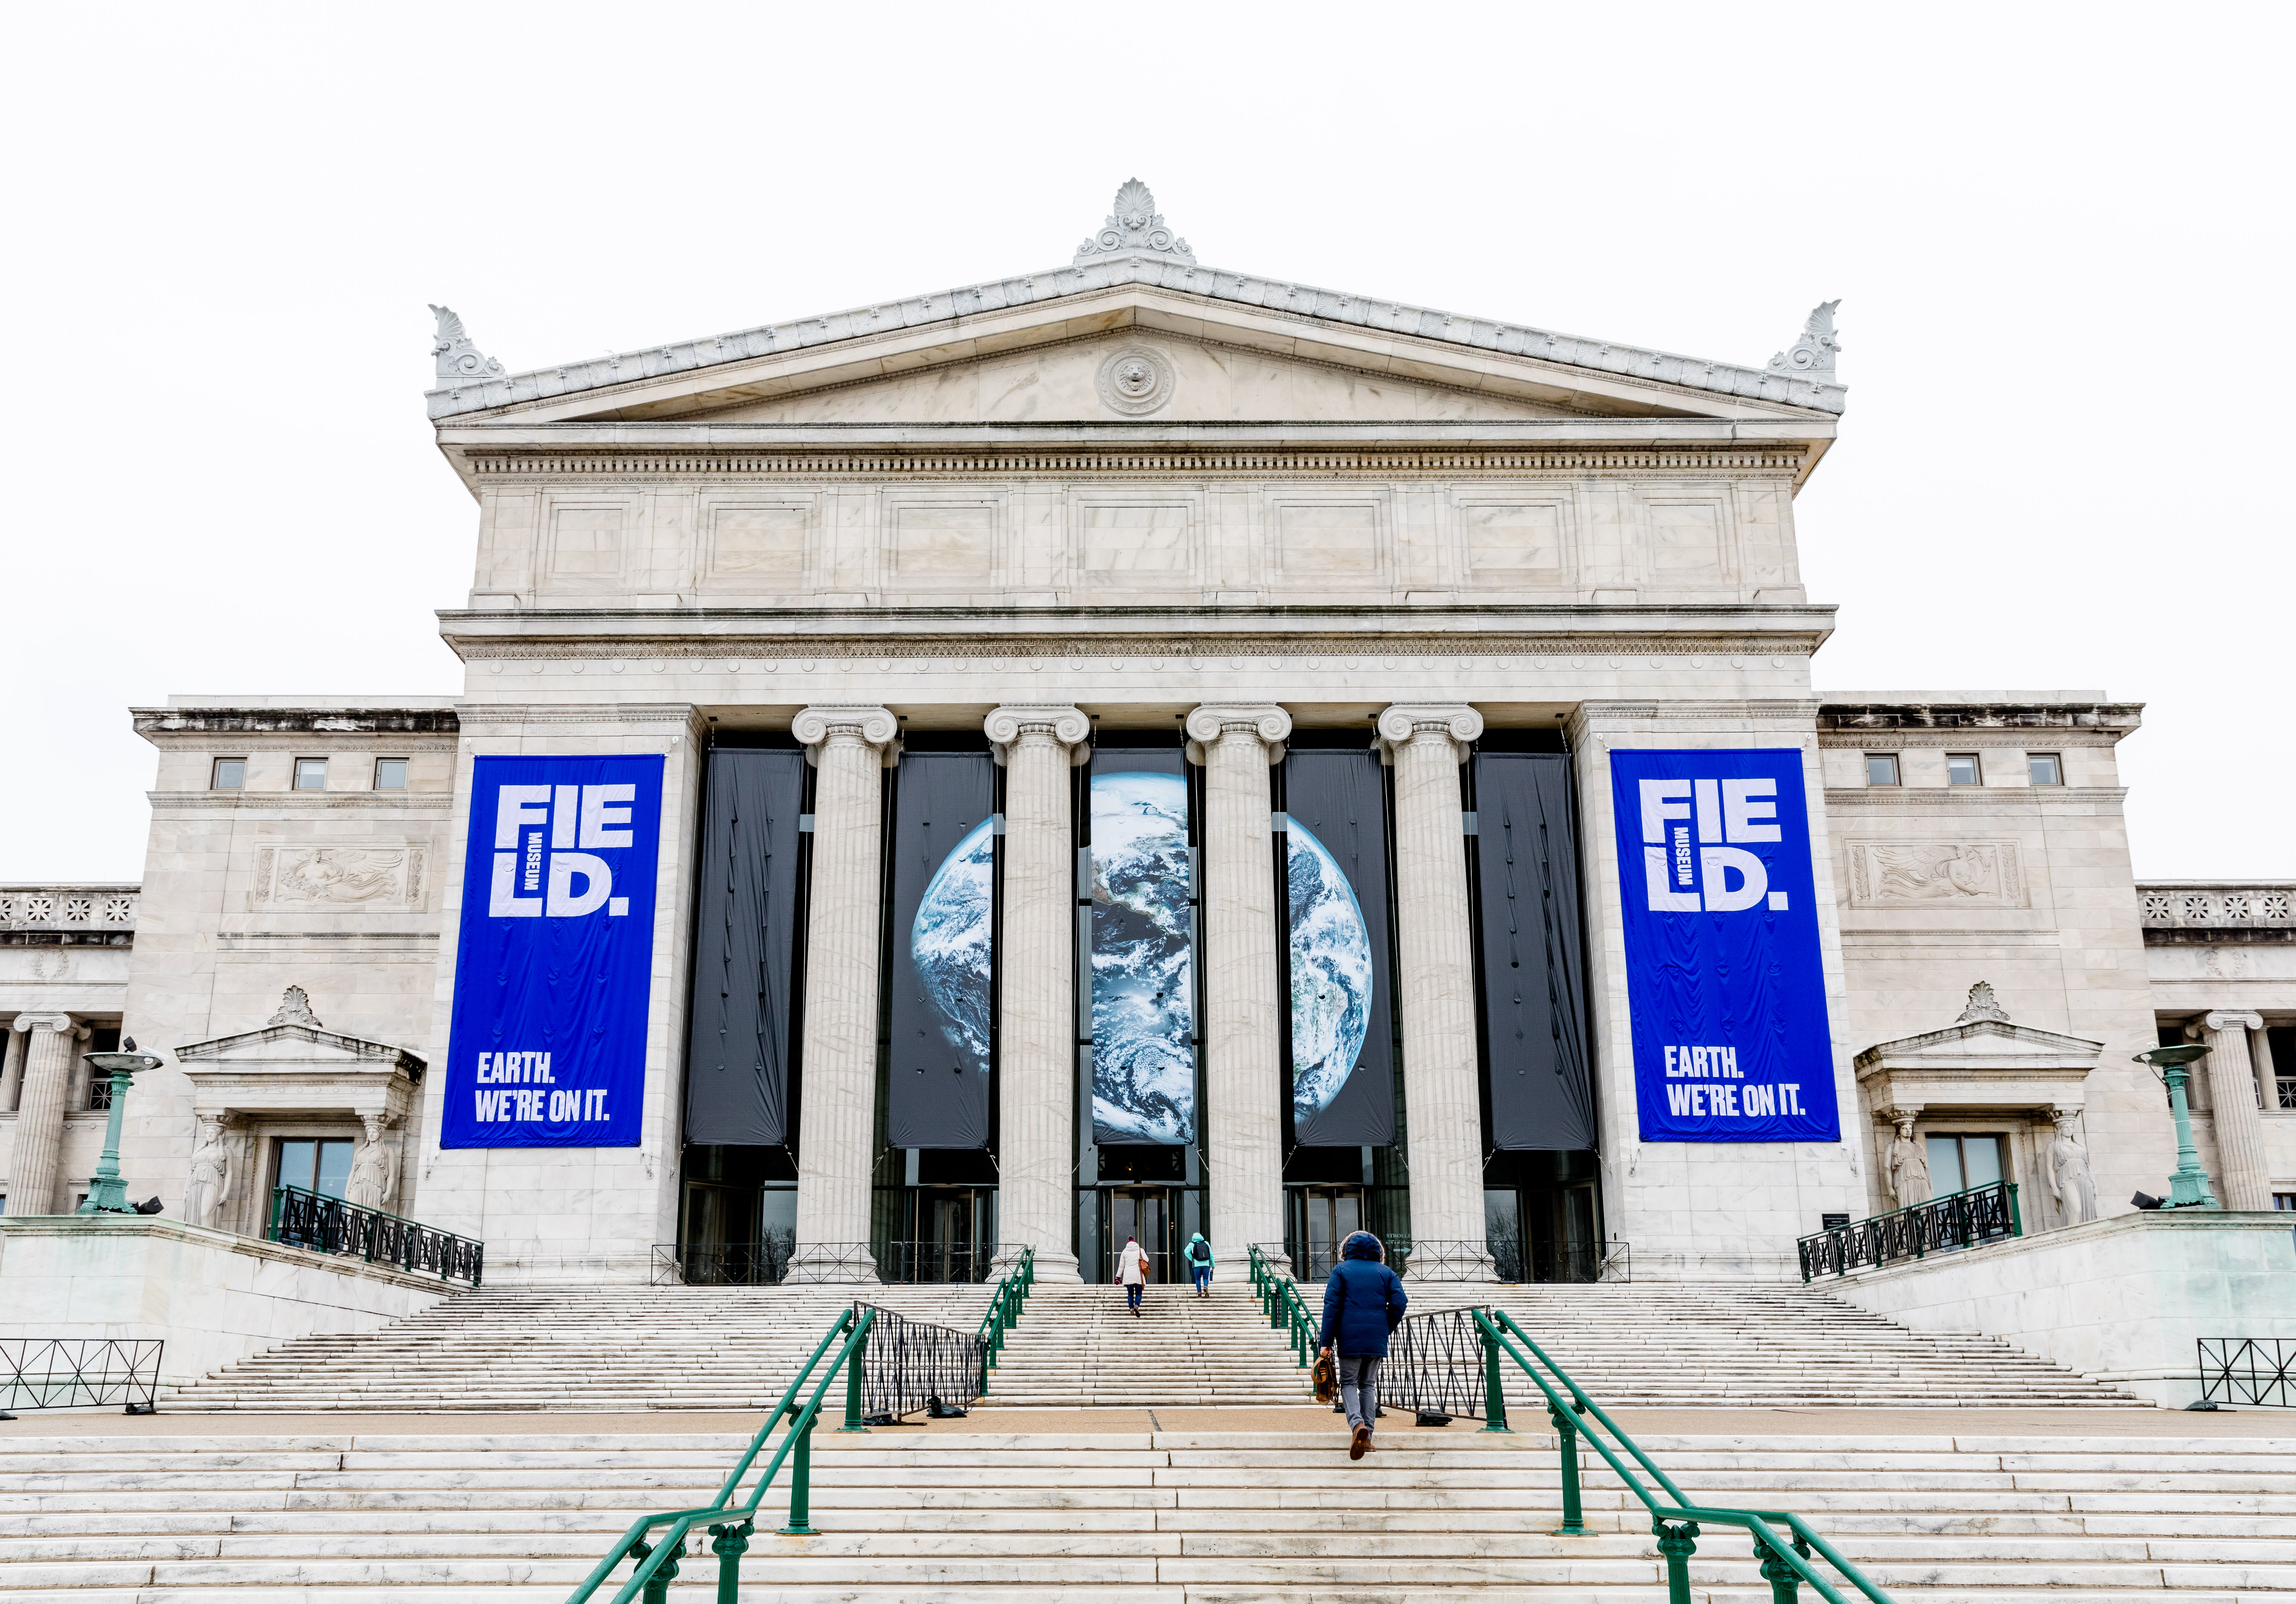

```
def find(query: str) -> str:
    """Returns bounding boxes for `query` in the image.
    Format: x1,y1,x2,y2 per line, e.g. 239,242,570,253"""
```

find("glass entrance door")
1108,1188,1172,1281
918,1186,991,1282
1294,1186,1363,1281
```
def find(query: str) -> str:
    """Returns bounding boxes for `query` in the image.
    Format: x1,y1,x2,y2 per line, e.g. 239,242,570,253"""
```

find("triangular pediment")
429,263,1844,433
1855,1018,2105,1074
681,327,1592,426
176,1021,424,1075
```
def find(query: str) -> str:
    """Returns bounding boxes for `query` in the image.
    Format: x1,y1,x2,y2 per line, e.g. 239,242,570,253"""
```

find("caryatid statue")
183,1115,234,1230
346,1115,399,1212
1885,1115,1932,1208
2048,1110,2099,1225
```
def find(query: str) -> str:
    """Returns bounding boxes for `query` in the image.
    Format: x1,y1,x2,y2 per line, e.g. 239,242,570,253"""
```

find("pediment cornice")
428,274,1845,431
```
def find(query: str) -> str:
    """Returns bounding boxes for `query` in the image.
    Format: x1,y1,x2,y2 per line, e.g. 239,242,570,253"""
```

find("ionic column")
1378,704,1490,1277
0,1022,25,1113
1185,703,1292,1270
11,1013,88,1214
986,704,1090,1280
788,706,900,1282
2201,1010,2271,1210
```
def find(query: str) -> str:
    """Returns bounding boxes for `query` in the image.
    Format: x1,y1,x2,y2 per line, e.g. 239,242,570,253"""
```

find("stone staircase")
161,1274,2143,1413
3,1424,2291,1600
1425,1284,2150,1410
983,1282,1312,1407
165,1285,993,1413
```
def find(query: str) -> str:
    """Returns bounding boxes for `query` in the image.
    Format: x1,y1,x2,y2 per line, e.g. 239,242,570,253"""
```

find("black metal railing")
1298,1236,1629,1284
0,1339,163,1417
267,1185,483,1286
1383,1305,1494,1421
855,1301,988,1420
1796,1180,2021,1282
2200,1338,2294,1408
653,1240,1011,1286
653,1237,795,1286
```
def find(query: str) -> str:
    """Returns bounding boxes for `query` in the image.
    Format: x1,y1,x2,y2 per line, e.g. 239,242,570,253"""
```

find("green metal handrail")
1474,1307,1896,1604
975,1245,1036,1379
1247,1243,1318,1368
564,1304,876,1604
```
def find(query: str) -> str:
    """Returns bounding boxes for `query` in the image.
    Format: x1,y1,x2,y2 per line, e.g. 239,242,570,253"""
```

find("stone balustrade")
0,885,138,939
2138,882,2296,934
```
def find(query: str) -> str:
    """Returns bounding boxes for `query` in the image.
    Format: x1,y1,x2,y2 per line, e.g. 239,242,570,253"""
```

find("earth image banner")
444,754,664,1149
1608,747,1839,1143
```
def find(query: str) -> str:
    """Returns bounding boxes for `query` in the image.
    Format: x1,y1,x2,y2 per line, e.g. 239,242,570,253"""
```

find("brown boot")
1349,1424,1370,1460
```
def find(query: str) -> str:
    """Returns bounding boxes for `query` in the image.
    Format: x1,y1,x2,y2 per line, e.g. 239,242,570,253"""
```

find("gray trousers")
1338,1353,1382,1431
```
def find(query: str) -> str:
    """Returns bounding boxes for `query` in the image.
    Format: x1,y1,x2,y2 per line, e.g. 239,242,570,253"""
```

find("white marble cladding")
424,253,1847,421
461,462,1808,610
0,887,137,931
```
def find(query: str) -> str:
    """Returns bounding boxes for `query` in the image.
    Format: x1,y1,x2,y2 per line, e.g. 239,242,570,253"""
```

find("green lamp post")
2133,1043,2218,1209
77,1037,164,1215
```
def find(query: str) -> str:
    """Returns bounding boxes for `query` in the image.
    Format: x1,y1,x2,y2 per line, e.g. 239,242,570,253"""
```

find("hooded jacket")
1185,1234,1215,1269
1318,1231,1407,1358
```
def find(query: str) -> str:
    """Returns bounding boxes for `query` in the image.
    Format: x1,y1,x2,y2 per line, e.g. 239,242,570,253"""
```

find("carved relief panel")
250,843,429,912
1066,491,1202,592
1844,840,2027,908
1264,491,1390,590
539,494,642,592
695,495,817,594
1449,491,1575,590
878,493,1007,592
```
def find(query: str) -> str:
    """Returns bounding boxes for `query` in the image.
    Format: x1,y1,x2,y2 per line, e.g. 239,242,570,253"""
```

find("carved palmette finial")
1075,178,1196,267
429,304,507,385
1768,299,1842,381
267,985,323,1029
1956,980,2010,1025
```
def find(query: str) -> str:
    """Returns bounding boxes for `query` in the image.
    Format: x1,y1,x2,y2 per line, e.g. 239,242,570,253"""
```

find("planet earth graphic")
1287,820,1374,1126
911,818,994,1080
1089,772,1196,1143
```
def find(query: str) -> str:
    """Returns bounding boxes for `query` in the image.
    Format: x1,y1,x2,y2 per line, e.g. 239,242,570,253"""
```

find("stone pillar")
1378,703,1490,1276
10,1013,88,1214
2201,1010,2271,1210
788,706,900,1281
1185,703,1292,1271
0,1021,25,1113
986,704,1090,1280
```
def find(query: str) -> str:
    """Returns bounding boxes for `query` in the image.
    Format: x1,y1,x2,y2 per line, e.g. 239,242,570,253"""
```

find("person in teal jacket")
1184,1233,1215,1297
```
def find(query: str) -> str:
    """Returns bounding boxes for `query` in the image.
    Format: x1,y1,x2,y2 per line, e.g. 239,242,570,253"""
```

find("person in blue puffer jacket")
1317,1230,1407,1460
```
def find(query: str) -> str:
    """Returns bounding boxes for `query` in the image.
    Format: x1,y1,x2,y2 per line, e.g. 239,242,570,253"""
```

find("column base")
995,1245,1080,1282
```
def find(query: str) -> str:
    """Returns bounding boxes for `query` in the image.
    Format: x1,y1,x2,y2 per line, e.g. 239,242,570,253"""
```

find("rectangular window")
1865,753,1900,787
294,758,328,791
211,758,246,790
1924,1132,2007,1195
2275,1193,2296,1210
2269,1026,2296,1109
276,1137,356,1199
1946,753,1982,786
2028,753,2063,786
374,758,409,791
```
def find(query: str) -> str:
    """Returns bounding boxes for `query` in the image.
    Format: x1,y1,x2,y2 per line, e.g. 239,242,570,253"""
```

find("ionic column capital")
11,1012,85,1037
1184,703,1292,762
2204,1010,2264,1033
1376,703,1484,763
792,705,900,768
984,704,1092,767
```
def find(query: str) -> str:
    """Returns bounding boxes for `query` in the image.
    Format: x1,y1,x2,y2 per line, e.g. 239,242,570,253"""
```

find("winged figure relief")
275,849,404,904
1871,843,1998,900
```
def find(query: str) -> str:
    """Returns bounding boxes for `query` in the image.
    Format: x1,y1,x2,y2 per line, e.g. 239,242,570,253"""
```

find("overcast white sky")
5,3,2288,882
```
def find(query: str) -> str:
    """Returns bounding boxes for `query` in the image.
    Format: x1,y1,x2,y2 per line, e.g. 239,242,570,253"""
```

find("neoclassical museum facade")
3,185,2291,1285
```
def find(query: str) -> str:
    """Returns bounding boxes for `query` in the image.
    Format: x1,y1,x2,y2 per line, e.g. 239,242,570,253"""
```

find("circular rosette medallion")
1095,346,1177,416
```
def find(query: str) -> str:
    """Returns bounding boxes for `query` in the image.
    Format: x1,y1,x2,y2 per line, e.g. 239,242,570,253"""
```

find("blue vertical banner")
1608,748,1838,1143
443,755,664,1149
